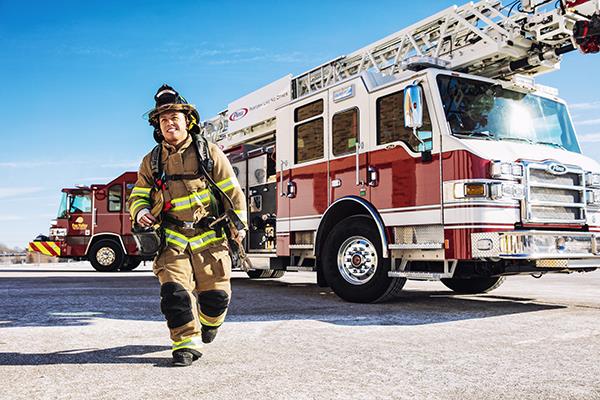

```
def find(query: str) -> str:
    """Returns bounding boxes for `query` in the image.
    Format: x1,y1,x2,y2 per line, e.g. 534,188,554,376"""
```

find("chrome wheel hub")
337,236,378,285
97,247,116,266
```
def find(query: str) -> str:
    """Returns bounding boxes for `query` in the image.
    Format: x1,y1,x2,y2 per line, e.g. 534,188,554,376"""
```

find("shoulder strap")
192,133,214,174
150,144,162,181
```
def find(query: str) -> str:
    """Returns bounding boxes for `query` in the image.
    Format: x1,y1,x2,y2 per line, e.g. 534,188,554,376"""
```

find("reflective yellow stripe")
172,336,203,352
217,177,236,192
170,189,212,212
234,209,247,223
164,228,188,241
130,199,151,216
131,187,151,197
199,313,226,327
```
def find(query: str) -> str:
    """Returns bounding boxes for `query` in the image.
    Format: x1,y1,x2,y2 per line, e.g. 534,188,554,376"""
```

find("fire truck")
30,0,600,303
28,172,151,272
200,0,600,302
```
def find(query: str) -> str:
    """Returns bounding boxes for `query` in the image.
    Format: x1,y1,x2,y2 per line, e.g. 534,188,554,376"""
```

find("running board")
388,243,444,250
286,266,316,272
388,271,452,280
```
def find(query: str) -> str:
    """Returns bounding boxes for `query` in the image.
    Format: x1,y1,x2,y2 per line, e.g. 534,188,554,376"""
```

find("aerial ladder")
202,0,600,146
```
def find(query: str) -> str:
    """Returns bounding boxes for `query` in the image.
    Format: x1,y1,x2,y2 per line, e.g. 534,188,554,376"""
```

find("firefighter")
128,84,247,367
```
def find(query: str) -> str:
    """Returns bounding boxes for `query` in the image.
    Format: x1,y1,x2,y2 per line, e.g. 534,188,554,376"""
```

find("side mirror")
404,84,423,129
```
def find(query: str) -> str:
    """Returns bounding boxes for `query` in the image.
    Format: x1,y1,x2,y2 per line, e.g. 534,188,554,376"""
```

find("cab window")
376,89,432,151
332,108,358,156
108,184,122,212
69,191,92,213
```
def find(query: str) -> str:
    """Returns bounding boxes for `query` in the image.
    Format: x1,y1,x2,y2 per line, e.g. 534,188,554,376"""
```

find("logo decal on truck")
547,162,567,175
72,216,88,230
229,108,248,122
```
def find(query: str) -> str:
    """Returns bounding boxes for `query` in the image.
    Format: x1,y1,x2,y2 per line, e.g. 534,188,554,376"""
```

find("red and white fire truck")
28,172,151,272
201,0,600,302
30,0,600,303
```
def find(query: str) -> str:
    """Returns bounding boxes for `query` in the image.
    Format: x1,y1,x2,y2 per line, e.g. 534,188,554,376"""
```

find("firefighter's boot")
201,326,219,343
172,349,201,367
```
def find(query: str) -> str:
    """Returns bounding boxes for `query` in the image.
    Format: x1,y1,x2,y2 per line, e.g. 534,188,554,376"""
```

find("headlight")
490,160,523,180
50,228,67,237
586,172,600,188
587,189,600,206
454,182,488,198
454,181,524,200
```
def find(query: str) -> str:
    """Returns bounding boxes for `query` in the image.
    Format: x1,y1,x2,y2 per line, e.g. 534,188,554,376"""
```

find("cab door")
367,78,443,230
327,80,370,203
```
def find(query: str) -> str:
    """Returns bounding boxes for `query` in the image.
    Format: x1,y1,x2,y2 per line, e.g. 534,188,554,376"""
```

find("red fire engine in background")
28,172,148,272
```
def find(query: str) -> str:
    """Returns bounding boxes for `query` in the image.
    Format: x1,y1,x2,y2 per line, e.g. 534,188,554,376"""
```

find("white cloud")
570,101,600,110
577,132,600,143
574,118,600,127
0,187,44,200
0,215,24,221
100,161,139,169
0,161,84,169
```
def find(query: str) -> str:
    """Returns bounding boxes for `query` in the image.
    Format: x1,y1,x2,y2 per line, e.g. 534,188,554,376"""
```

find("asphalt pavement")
0,262,599,400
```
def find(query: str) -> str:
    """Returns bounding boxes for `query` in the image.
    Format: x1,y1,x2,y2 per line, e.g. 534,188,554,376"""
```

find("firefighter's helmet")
146,84,201,143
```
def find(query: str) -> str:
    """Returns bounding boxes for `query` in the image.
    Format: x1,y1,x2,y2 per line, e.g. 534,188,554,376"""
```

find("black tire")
441,276,505,294
120,257,141,271
246,269,274,279
269,270,285,278
88,239,125,272
322,215,405,303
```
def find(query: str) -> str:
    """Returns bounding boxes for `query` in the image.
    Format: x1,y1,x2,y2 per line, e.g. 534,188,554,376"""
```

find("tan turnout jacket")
128,134,247,254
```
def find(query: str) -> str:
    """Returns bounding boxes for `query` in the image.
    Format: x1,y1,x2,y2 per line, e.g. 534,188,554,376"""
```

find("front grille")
523,161,586,224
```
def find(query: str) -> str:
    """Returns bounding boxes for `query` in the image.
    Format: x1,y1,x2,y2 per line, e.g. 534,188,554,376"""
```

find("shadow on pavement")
0,274,565,329
0,345,171,366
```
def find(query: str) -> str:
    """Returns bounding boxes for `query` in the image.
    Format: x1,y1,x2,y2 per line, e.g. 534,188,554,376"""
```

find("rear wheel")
441,276,505,294
322,215,405,303
269,270,285,278
89,239,125,272
247,269,274,279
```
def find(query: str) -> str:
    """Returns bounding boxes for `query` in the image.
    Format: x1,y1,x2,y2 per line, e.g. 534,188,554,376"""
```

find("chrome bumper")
471,231,600,268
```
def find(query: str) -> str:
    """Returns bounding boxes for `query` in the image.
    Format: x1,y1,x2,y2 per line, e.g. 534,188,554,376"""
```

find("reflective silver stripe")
218,179,235,192
189,231,223,251
164,230,188,249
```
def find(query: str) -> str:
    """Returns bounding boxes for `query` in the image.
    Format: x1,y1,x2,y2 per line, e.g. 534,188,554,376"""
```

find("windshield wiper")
499,136,534,145
537,141,566,150
452,130,494,140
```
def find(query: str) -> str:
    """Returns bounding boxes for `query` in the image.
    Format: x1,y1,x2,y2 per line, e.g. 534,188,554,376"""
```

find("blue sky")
1,0,599,249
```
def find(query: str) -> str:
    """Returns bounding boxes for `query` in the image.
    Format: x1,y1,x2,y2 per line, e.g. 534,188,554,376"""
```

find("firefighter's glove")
137,208,157,227
235,229,247,241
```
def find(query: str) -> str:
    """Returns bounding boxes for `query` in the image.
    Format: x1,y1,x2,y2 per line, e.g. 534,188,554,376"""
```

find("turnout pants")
153,243,231,353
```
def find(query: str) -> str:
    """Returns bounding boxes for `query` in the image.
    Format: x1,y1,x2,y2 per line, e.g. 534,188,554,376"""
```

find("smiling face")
159,111,188,146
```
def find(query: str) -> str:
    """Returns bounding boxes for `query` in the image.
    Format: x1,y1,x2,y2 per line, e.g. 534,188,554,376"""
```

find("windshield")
437,75,581,153
69,191,92,213
57,193,68,218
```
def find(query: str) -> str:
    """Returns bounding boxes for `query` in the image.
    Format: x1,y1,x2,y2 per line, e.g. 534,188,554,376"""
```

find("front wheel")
321,215,405,303
89,240,125,272
441,276,505,294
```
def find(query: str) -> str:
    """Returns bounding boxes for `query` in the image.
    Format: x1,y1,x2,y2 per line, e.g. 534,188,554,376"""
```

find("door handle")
355,141,364,186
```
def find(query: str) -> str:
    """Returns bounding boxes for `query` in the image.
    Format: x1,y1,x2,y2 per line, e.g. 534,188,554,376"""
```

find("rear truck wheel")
269,270,285,278
89,239,125,272
441,276,505,294
120,257,141,271
247,269,276,279
322,215,405,303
